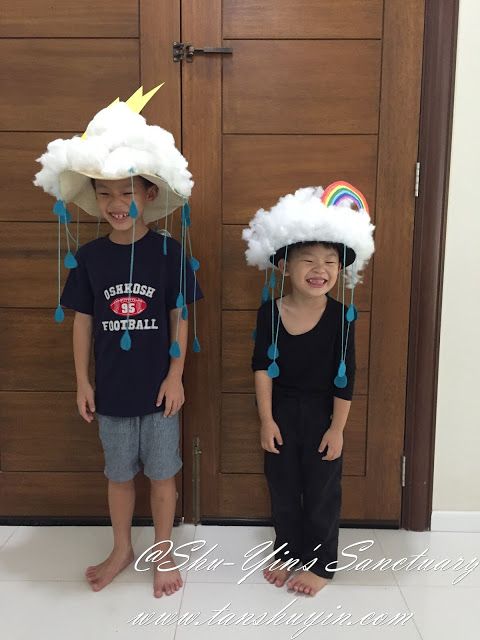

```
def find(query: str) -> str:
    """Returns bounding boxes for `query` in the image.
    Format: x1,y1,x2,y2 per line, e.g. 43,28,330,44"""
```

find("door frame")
402,0,459,530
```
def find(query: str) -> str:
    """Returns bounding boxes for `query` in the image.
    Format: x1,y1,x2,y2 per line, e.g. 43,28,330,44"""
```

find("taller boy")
34,87,203,597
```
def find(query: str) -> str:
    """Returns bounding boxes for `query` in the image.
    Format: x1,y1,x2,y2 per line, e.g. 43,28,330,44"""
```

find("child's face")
94,177,158,231
278,245,341,298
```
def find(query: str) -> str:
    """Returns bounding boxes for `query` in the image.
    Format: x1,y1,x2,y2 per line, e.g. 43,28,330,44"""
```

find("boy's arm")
330,397,352,433
167,308,188,379
254,370,274,423
255,370,283,453
73,311,96,422
156,308,188,416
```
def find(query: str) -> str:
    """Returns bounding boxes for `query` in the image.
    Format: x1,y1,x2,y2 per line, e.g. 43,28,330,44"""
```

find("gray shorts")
96,411,182,482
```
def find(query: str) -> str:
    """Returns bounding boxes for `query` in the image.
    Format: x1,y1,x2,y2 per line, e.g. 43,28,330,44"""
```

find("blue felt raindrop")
267,343,279,360
169,341,181,358
182,305,188,320
337,360,347,378
261,285,270,303
346,303,358,323
334,374,348,388
54,305,64,323
120,330,132,351
190,256,200,271
64,251,78,269
252,328,257,341
163,234,168,255
53,200,66,215
267,361,280,378
176,292,184,308
193,336,201,353
129,200,138,219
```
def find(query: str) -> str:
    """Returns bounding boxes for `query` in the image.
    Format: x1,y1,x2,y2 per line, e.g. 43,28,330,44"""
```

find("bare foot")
286,570,329,596
85,546,134,592
153,553,183,598
263,564,291,587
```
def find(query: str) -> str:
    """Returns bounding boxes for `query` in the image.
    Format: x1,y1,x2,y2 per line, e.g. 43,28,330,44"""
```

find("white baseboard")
431,511,480,532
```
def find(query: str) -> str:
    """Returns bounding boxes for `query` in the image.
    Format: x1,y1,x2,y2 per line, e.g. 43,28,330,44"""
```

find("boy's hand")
260,419,283,454
318,427,343,460
77,381,96,423
156,374,185,417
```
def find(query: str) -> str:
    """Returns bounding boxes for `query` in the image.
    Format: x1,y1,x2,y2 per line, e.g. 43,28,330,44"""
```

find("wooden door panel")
223,0,383,39
0,309,89,390
222,225,372,311
223,135,378,224
0,392,103,472
222,311,370,394
0,1,138,37
223,40,381,134
0,40,139,131
180,0,424,523
221,393,367,475
0,223,107,307
217,474,381,520
0,472,151,517
0,133,94,223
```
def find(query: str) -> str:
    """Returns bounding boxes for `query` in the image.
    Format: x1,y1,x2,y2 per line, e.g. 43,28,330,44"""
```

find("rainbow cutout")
321,181,369,213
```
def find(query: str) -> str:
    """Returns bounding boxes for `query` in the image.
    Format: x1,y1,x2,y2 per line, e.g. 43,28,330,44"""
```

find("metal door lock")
173,42,233,63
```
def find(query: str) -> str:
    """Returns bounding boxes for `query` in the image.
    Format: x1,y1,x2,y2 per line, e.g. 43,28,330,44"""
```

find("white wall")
432,0,480,523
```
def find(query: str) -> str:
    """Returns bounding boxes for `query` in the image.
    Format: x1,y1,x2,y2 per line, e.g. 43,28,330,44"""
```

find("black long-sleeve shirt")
252,294,356,402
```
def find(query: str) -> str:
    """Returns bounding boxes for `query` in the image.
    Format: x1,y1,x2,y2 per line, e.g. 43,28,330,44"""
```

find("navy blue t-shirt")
60,230,203,417
252,295,356,408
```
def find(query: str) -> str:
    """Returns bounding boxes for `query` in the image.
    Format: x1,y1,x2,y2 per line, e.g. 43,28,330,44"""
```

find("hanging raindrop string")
170,203,188,358
96,214,102,239
267,246,288,378
334,244,348,388
186,224,201,351
120,175,138,351
54,213,64,322
75,205,80,249
63,213,77,269
163,188,169,255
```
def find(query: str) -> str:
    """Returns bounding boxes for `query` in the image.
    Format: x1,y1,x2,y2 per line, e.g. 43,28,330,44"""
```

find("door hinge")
192,436,202,524
414,161,421,197
401,454,406,487
173,42,233,63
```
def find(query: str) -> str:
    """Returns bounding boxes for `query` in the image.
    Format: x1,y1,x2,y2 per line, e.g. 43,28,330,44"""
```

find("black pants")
264,388,343,579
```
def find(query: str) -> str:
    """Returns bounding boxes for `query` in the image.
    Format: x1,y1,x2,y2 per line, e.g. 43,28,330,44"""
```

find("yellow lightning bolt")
81,84,164,139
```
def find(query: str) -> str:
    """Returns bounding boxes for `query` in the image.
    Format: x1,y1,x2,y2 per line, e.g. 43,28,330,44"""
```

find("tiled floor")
0,524,478,639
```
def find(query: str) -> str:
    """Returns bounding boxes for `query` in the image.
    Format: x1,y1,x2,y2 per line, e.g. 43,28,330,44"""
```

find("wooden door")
0,1,183,518
182,0,425,523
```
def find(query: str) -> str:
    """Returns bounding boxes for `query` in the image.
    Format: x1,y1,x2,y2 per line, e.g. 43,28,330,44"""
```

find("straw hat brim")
58,170,187,224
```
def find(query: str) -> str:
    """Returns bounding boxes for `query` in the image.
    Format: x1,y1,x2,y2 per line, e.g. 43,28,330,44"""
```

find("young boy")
34,90,203,598
243,183,374,596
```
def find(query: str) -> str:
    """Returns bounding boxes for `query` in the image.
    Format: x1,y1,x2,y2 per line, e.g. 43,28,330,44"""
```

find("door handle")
173,42,233,63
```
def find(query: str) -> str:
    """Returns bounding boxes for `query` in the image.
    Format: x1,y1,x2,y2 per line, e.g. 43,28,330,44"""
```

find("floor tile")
0,580,180,640
375,530,480,586
0,525,18,550
175,582,421,639
401,585,480,640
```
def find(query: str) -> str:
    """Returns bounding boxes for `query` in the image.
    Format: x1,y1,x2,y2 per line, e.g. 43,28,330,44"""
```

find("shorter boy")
243,184,374,596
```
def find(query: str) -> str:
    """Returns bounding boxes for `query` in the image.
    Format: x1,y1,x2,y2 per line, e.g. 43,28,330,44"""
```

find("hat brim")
58,170,187,224
270,242,356,269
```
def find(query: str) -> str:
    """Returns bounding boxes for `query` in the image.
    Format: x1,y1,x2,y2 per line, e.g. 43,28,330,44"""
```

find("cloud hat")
34,94,193,223
243,185,375,288
243,181,375,387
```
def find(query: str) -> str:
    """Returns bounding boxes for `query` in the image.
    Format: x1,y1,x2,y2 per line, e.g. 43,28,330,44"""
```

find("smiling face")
278,243,342,298
93,176,158,231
